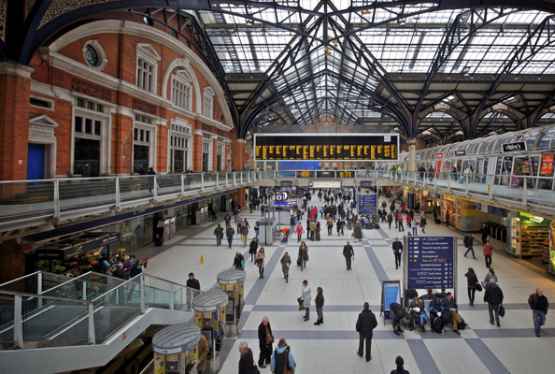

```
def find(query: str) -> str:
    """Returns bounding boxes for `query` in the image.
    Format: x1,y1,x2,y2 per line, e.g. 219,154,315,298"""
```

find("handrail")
143,273,191,289
0,271,41,289
91,273,143,303
40,271,95,295
0,289,91,305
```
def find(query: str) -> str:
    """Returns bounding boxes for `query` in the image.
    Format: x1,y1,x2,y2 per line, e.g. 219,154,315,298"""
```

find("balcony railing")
0,171,269,225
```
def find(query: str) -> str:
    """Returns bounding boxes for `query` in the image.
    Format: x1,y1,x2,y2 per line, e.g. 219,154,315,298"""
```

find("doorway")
27,144,46,180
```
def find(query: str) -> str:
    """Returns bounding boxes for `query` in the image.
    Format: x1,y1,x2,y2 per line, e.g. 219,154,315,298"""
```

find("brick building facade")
0,17,245,181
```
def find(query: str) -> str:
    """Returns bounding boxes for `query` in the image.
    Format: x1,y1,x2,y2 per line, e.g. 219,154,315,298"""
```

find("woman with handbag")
258,317,274,368
271,338,296,374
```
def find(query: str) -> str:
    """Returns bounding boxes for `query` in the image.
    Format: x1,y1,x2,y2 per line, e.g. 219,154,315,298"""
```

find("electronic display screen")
254,133,399,161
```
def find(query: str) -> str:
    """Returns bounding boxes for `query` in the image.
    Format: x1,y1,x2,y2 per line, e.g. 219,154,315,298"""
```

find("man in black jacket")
463,234,476,259
356,302,378,362
186,273,200,309
392,238,403,270
529,288,549,337
343,242,355,270
484,281,504,327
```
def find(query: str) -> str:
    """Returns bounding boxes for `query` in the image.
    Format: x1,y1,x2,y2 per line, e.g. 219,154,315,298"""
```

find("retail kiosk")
217,268,246,336
153,322,201,374
192,287,228,369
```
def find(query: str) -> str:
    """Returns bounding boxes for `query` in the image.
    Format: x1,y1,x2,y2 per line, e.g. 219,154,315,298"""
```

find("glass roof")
196,1,555,129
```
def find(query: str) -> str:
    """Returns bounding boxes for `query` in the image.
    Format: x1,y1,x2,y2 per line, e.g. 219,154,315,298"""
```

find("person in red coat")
295,223,304,242
483,240,494,268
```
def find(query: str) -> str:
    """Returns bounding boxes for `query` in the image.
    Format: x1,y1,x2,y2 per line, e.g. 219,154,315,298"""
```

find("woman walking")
314,287,325,325
255,247,266,279
465,267,479,306
281,251,292,283
297,241,309,271
257,317,274,368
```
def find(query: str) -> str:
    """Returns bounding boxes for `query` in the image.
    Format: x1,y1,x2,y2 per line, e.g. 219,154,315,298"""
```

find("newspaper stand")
192,287,228,370
153,322,200,374
217,268,246,337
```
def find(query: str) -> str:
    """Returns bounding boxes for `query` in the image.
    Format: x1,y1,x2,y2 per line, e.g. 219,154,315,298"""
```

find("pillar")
407,138,417,173
193,129,203,172
231,138,246,171
112,113,133,174
0,63,34,180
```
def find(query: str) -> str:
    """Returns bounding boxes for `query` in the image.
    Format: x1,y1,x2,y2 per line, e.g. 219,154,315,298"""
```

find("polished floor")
145,196,555,374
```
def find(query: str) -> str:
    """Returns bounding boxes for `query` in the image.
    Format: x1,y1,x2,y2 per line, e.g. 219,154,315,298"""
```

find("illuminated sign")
502,141,527,153
254,133,399,161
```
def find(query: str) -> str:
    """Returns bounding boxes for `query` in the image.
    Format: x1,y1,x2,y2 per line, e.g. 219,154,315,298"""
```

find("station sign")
405,236,455,290
358,193,377,215
455,150,466,156
502,141,527,153
273,192,288,201
254,133,399,161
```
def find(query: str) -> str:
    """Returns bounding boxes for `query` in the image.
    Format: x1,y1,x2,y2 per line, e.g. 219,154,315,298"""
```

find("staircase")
0,271,194,373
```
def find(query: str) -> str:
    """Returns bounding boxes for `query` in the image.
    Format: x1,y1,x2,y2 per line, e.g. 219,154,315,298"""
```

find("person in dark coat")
233,252,245,270
214,224,224,247
529,288,549,337
465,267,479,306
392,238,403,270
226,226,235,248
463,234,476,259
390,356,410,374
356,302,378,362
249,238,258,263
314,287,325,325
257,317,273,368
484,281,504,327
238,342,258,374
343,242,355,270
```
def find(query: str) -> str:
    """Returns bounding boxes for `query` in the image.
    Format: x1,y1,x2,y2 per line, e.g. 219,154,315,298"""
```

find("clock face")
85,44,101,67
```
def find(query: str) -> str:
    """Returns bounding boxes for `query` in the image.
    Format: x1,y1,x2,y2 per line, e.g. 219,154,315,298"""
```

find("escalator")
0,271,193,373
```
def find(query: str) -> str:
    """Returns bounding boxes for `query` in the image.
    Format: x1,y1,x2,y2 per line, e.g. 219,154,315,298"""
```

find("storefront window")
495,156,512,186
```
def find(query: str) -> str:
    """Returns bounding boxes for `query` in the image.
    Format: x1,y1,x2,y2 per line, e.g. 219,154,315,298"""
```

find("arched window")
136,44,161,93
171,70,193,111
203,87,215,119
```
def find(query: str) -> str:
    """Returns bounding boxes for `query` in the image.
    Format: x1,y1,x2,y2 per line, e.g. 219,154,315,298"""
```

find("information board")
405,236,455,290
358,193,377,216
254,133,399,161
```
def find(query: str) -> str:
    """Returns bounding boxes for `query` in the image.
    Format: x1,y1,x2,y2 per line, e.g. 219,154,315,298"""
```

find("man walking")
226,225,235,249
392,237,403,270
464,234,476,259
356,302,378,362
343,241,355,270
528,288,549,337
214,224,224,247
186,272,200,309
484,281,504,327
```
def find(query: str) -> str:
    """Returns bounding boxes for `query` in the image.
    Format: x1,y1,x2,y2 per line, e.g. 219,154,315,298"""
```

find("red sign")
434,152,444,159
540,153,554,176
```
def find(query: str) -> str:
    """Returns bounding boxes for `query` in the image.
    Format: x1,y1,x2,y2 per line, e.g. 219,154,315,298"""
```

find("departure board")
254,133,399,161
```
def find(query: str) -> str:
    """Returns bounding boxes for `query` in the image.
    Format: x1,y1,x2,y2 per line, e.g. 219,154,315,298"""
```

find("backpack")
431,315,444,333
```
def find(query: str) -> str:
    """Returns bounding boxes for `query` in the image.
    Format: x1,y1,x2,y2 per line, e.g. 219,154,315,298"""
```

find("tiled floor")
144,195,555,374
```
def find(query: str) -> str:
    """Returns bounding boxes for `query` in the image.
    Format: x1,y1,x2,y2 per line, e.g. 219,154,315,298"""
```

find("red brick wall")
0,71,31,180
22,21,237,177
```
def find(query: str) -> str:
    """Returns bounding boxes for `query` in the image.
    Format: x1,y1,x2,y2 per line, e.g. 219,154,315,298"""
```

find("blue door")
27,144,46,180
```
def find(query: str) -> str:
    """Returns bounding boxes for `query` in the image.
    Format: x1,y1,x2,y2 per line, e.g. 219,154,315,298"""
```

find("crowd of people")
194,186,552,373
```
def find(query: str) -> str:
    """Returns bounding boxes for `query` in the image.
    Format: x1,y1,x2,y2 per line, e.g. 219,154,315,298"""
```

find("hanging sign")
502,141,527,153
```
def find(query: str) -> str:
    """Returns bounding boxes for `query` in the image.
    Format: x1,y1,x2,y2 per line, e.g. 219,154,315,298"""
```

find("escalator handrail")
0,289,91,305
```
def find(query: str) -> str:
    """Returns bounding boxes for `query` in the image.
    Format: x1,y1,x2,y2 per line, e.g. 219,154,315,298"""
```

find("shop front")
509,212,550,259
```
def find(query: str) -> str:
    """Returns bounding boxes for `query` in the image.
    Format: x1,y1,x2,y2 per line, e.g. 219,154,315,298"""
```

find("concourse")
1,1,555,374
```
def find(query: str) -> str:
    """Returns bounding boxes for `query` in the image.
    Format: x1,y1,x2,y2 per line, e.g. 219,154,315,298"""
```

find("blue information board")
406,236,455,290
358,193,377,215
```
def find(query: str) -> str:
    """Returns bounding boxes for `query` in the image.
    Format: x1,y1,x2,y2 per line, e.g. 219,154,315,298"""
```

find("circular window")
84,43,103,68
